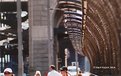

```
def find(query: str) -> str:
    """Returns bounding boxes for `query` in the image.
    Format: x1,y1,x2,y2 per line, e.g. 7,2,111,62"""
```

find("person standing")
60,66,71,76
47,65,62,76
4,68,13,76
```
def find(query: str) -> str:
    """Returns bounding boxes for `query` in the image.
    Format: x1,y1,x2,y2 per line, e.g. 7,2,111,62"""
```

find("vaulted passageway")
84,0,121,75
54,0,121,75
0,0,121,75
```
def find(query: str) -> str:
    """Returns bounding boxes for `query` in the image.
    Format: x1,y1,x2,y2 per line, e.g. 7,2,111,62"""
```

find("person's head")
34,71,41,76
60,66,68,76
79,70,82,73
61,66,68,71
4,68,13,76
49,65,55,71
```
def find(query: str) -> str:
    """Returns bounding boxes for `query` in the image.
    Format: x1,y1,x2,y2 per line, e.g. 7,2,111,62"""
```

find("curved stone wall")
84,0,121,75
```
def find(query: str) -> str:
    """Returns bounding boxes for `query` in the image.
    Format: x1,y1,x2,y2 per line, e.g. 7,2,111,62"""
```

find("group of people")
34,65,70,76
34,65,82,76
47,65,70,76
3,65,82,76
47,65,82,76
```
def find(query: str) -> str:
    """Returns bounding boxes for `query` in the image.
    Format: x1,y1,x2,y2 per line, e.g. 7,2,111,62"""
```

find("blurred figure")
60,66,71,76
4,68,13,76
34,71,41,76
47,65,62,76
78,70,82,76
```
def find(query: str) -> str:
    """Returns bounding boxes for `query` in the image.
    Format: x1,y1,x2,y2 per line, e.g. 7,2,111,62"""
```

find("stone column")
28,0,55,75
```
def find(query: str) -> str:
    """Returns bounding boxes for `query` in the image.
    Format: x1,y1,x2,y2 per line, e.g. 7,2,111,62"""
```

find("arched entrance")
53,0,88,72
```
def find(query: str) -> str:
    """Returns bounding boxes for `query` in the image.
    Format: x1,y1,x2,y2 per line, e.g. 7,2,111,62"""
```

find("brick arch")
53,0,121,75
84,0,121,75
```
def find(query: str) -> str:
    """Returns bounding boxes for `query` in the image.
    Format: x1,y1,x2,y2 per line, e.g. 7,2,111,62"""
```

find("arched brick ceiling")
54,0,121,75
84,0,121,74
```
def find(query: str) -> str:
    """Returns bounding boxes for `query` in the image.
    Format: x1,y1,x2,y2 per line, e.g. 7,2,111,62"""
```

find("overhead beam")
0,2,28,12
